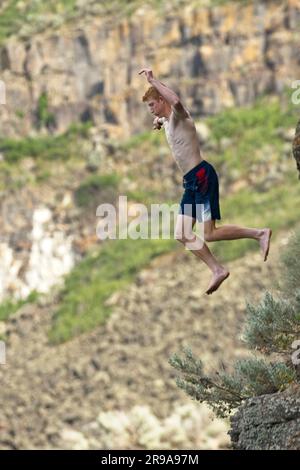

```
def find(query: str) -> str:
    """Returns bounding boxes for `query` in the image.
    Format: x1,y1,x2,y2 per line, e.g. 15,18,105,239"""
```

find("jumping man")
139,67,272,295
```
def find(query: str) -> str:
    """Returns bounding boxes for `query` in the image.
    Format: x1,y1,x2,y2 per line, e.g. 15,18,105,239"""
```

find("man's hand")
138,68,154,83
153,116,162,130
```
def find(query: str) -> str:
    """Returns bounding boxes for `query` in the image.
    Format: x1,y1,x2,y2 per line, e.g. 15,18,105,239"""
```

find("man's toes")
262,228,272,261
206,270,230,295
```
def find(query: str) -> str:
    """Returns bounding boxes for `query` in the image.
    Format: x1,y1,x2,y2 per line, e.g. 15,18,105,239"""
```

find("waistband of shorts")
183,160,207,181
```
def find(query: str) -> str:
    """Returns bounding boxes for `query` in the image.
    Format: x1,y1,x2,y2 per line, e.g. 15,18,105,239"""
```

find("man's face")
147,97,164,117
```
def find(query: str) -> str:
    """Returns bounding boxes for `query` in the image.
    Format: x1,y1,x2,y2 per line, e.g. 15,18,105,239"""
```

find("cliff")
0,0,300,139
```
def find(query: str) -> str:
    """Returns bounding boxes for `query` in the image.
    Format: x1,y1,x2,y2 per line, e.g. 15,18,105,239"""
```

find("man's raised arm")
139,68,189,119
139,67,179,105
149,78,179,106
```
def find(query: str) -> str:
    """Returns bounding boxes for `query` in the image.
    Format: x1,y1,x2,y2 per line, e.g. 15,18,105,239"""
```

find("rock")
229,384,300,450
292,119,300,180
86,149,102,172
33,208,52,225
97,409,130,434
25,207,75,294
60,429,89,450
0,0,299,139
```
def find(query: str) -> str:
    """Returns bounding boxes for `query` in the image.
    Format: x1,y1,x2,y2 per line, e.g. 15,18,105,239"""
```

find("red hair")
142,86,164,102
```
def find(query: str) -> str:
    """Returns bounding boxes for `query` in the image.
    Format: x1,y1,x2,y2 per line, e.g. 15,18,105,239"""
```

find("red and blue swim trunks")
178,159,221,222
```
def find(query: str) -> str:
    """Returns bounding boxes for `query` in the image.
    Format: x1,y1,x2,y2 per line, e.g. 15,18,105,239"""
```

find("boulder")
229,384,300,450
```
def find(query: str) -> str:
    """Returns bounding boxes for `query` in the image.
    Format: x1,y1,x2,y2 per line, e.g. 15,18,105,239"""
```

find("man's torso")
162,109,203,175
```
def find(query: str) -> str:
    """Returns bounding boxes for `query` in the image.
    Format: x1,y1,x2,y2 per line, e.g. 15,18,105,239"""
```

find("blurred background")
0,0,299,450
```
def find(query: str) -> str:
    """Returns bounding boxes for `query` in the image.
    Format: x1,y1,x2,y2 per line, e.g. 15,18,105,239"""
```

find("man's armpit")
172,101,190,120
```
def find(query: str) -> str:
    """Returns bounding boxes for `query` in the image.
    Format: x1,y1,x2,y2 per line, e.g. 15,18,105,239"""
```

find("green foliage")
169,347,296,418
207,97,293,142
74,173,121,207
243,227,300,354
206,93,298,180
15,109,25,119
0,120,92,190
0,290,39,322
36,92,56,129
0,0,23,43
118,129,163,152
0,121,92,164
230,357,296,397
244,291,300,354
49,234,177,344
64,121,93,138
170,347,245,418
126,188,161,205
0,135,69,163
0,0,78,44
280,225,300,301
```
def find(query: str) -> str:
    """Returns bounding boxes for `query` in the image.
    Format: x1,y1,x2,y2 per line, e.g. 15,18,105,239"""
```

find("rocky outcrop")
229,384,300,450
292,118,300,179
0,195,78,301
0,0,300,139
0,179,112,301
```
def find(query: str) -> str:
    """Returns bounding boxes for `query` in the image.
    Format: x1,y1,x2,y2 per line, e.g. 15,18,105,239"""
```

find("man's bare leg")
204,220,272,262
175,214,230,295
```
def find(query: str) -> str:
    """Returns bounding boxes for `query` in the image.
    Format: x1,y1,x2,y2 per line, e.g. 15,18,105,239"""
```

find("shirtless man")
139,68,272,295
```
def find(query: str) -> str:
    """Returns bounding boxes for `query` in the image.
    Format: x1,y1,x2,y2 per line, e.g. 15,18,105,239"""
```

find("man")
139,67,272,295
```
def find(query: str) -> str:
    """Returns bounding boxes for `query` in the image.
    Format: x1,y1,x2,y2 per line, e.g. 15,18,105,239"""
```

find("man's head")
142,86,171,118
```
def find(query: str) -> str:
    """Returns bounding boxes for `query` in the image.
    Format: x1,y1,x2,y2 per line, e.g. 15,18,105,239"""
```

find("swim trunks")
178,159,221,222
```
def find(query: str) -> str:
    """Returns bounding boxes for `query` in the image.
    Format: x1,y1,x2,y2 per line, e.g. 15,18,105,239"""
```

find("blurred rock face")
0,206,75,301
0,1,300,139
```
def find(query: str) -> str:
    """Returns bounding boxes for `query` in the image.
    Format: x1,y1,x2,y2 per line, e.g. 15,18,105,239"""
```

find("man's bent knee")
185,234,205,251
175,233,204,250
175,232,195,244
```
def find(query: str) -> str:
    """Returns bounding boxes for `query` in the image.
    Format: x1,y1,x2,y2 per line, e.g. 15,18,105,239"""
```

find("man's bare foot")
259,228,272,262
206,268,230,295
